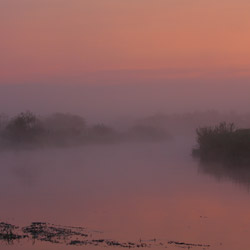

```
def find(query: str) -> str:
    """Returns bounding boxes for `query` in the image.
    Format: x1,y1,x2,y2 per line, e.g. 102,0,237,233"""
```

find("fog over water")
1,139,250,250
1,82,250,250
2,0,250,248
0,78,250,123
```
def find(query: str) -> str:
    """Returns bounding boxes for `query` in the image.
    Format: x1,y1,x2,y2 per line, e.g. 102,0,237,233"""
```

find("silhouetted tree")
4,111,44,144
88,124,118,142
44,113,86,135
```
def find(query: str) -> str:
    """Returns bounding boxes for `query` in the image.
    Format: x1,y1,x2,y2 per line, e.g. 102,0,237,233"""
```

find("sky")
1,0,250,83
1,0,250,117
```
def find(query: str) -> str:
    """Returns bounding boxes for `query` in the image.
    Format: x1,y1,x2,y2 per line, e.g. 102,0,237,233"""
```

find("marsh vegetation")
0,221,210,249
193,122,250,164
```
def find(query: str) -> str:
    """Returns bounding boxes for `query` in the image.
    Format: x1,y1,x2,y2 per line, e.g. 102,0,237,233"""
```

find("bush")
44,113,86,134
193,122,250,163
3,112,44,145
88,124,118,143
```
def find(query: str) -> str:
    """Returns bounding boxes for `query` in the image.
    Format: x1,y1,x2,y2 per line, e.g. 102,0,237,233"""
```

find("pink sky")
1,0,250,84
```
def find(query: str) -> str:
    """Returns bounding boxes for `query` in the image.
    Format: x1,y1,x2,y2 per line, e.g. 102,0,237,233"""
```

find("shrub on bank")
193,122,250,163
0,112,172,149
2,112,44,146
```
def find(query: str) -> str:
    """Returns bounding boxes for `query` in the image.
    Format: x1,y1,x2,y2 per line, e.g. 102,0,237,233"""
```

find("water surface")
1,138,250,249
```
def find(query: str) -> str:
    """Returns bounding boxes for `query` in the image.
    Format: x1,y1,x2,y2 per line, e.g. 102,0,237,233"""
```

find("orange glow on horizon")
1,0,250,83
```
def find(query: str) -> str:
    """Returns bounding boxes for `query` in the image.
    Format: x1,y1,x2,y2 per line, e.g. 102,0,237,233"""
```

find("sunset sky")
1,0,250,84
2,3,250,250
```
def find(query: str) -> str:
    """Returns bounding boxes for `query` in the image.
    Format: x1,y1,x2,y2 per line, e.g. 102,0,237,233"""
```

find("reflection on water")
1,140,250,250
198,161,250,191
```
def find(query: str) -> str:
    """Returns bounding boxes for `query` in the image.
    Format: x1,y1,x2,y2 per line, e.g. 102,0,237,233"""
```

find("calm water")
1,138,250,249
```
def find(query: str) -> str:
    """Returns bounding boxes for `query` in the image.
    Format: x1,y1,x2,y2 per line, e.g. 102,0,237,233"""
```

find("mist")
2,0,250,248
0,74,250,124
2,81,250,249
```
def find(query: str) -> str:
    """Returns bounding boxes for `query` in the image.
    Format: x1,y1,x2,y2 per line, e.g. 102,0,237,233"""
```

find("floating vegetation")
23,222,88,244
0,221,210,249
69,239,148,248
168,240,210,248
0,222,27,243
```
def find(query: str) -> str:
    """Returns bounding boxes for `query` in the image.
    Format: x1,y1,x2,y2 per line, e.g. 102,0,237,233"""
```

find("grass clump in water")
193,122,250,164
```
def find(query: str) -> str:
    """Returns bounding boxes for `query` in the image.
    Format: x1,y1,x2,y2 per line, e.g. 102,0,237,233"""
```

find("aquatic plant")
0,221,210,248
193,122,250,163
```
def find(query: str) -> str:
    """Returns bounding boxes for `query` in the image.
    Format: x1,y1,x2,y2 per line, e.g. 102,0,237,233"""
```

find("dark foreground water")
1,138,250,250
